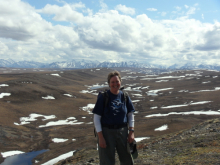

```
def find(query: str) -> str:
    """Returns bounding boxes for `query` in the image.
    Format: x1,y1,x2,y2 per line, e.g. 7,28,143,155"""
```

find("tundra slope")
0,67,220,164
55,117,220,165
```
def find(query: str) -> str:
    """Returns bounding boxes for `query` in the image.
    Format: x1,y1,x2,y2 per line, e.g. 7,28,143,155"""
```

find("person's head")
107,71,122,94
107,71,122,84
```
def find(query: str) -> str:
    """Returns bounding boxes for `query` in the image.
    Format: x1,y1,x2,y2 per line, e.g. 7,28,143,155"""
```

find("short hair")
107,71,122,84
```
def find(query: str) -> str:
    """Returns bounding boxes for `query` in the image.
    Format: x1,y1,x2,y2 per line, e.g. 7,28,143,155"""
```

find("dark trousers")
98,126,133,165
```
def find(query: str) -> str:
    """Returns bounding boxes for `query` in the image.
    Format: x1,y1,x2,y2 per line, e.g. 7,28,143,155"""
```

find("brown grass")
0,67,220,164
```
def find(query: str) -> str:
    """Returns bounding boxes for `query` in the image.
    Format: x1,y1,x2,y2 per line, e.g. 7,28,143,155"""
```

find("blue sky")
0,0,220,66
28,0,220,23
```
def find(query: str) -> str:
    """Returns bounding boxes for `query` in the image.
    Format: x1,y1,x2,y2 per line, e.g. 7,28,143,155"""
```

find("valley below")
0,67,220,164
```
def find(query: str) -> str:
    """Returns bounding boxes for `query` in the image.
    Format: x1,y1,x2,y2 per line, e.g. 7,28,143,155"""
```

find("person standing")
93,71,135,165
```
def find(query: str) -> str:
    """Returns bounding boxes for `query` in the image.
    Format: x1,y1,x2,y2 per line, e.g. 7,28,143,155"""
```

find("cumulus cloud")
0,0,52,41
0,41,8,55
115,4,135,15
76,10,137,53
0,0,220,65
37,4,85,22
194,22,220,51
147,8,157,12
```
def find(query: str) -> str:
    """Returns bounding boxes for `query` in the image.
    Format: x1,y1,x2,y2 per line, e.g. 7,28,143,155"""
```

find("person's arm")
127,112,135,143
94,114,107,148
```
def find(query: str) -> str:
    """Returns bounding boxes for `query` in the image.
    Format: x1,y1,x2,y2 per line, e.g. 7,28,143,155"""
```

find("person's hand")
99,136,107,148
128,131,134,143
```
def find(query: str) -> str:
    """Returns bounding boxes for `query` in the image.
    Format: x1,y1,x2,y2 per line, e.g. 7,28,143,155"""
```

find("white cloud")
37,4,84,22
171,4,199,22
0,0,220,65
194,22,220,51
70,2,86,9
115,4,135,15
184,5,189,9
161,12,167,16
84,8,93,16
0,0,52,41
0,41,8,55
55,0,66,4
186,7,196,15
175,6,181,11
99,0,108,13
147,8,157,12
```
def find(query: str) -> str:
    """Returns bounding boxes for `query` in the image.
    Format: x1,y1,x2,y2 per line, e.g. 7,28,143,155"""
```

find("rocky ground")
55,117,220,165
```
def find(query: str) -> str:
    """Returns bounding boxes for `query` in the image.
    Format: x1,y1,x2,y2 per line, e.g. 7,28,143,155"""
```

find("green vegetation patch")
165,145,220,164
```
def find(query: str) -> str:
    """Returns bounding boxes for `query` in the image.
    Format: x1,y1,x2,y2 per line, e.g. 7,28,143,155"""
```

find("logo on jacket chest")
110,99,123,115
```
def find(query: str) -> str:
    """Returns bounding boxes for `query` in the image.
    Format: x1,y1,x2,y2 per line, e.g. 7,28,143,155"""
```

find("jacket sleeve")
92,94,104,116
126,95,135,113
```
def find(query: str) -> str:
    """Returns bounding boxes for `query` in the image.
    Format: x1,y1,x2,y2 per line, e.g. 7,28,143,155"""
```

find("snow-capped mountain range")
0,59,220,71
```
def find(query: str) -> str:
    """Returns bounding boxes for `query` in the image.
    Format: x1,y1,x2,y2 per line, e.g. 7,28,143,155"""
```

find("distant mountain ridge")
0,59,220,71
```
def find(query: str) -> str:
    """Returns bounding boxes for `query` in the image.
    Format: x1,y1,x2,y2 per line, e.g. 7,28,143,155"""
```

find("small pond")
90,85,108,90
1,149,48,165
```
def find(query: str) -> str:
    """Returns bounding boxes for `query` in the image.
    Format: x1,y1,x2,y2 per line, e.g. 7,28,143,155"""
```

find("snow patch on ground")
63,94,73,97
80,104,95,114
14,113,56,125
1,151,25,158
135,137,150,142
0,93,11,98
41,151,75,165
52,138,68,143
51,74,61,77
146,110,220,118
42,95,55,99
39,120,84,128
0,84,9,87
155,125,168,131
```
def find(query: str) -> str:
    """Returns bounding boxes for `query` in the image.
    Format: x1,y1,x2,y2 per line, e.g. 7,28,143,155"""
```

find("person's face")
109,76,121,94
